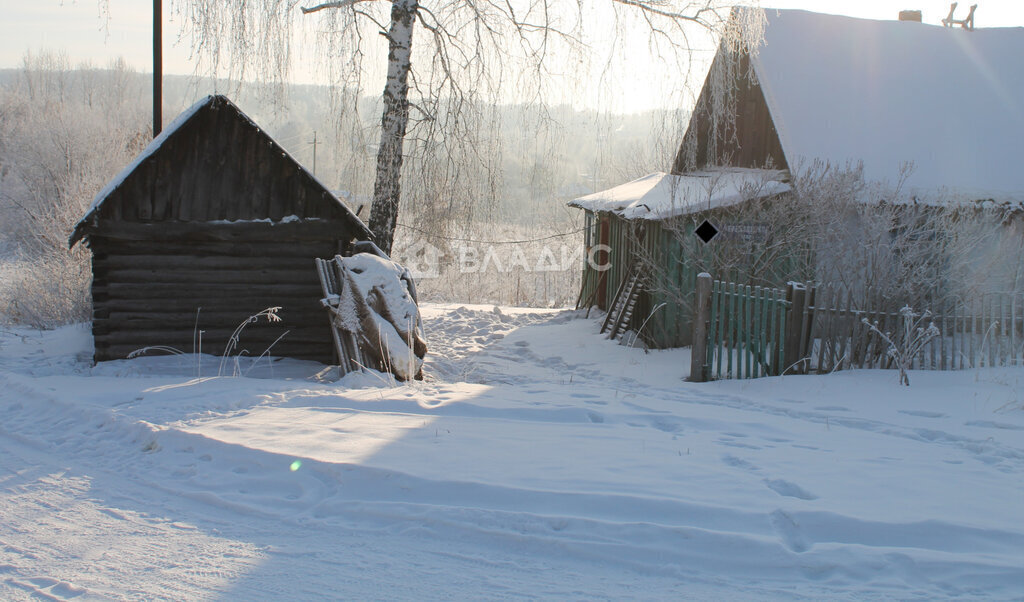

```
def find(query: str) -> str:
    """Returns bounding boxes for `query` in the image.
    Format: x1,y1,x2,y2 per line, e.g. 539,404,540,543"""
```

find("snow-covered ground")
1,304,1023,600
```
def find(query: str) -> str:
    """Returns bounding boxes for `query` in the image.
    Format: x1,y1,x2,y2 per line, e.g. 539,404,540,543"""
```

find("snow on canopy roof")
568,169,790,219
752,9,1024,202
71,95,370,244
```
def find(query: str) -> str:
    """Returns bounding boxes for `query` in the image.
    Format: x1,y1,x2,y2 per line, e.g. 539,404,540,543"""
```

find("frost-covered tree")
0,52,149,326
155,0,763,254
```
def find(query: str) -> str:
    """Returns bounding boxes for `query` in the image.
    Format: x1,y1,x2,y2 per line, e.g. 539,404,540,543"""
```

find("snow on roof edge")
75,95,211,234
71,95,371,246
568,169,791,220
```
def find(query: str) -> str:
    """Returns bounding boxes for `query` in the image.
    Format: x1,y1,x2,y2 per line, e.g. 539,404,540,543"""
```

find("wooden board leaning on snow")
318,253,427,381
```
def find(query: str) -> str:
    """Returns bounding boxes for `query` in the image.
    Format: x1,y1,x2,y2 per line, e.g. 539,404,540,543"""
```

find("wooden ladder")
600,265,646,341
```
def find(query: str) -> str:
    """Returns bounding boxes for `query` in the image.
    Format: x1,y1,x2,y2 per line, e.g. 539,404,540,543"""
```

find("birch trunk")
368,0,417,255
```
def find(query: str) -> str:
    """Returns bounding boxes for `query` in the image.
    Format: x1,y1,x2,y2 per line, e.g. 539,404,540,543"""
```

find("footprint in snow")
764,478,818,500
769,509,811,553
651,418,684,433
721,454,759,472
899,410,947,418
719,440,761,450
964,420,1024,430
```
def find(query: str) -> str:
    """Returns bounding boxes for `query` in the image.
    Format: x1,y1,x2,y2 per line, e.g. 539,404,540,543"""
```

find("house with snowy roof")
570,7,1024,349
70,95,371,363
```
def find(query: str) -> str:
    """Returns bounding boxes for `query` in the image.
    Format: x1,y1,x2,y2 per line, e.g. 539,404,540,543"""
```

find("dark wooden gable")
671,50,787,174
70,95,369,246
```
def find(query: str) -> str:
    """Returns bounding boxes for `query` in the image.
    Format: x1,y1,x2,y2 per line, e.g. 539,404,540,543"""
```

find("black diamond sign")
695,219,719,244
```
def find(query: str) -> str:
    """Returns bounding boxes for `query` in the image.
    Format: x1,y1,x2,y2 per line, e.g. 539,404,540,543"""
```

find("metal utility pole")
153,0,162,137
309,131,319,175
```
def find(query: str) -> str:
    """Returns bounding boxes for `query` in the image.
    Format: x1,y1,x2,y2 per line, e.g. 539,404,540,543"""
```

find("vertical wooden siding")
672,50,788,174
578,212,710,348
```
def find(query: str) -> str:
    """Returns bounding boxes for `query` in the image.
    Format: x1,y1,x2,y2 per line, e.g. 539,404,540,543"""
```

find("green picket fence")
800,284,1024,373
705,280,791,379
692,275,1024,382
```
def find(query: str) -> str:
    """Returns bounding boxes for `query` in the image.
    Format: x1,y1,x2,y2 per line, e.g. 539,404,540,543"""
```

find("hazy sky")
2,0,1023,112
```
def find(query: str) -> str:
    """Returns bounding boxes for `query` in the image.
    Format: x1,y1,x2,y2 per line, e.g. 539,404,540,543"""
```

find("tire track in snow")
468,316,1024,476
5,316,1024,598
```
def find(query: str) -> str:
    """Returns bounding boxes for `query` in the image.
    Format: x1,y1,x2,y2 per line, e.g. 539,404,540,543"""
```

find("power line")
395,222,585,245
273,130,314,146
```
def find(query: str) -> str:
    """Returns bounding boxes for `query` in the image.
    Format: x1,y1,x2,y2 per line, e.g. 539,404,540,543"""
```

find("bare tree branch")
610,0,714,26
301,0,377,15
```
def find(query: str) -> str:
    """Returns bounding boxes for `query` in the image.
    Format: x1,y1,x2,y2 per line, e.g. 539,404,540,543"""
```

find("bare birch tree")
149,0,764,254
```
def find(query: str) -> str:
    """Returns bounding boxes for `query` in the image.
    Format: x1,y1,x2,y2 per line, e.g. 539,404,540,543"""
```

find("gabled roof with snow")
568,169,790,219
70,95,371,246
752,9,1024,202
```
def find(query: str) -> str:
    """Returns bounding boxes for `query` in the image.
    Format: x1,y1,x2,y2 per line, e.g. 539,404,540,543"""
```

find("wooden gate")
691,274,793,381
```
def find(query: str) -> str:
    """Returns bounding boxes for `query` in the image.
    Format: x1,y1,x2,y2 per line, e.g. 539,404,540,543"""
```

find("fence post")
784,282,806,375
689,272,713,382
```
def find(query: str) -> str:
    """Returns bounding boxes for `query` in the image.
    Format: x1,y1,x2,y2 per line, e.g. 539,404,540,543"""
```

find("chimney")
899,10,923,22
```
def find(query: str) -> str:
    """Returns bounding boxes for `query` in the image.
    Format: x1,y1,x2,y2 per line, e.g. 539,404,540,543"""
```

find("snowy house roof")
750,9,1024,202
70,95,371,246
568,169,790,219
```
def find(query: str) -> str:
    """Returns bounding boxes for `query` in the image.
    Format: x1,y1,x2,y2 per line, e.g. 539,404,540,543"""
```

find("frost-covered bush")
0,52,149,327
635,168,817,315
863,306,941,386
0,253,92,328
642,161,1021,315
795,161,1018,310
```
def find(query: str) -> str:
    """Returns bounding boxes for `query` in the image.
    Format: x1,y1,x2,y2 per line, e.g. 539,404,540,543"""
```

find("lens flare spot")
290,460,302,472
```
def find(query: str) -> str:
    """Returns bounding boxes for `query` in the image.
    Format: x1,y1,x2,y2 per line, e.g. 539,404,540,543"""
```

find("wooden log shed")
69,95,372,364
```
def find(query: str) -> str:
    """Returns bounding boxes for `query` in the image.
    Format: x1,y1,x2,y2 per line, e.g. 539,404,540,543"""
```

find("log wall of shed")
89,222,349,364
